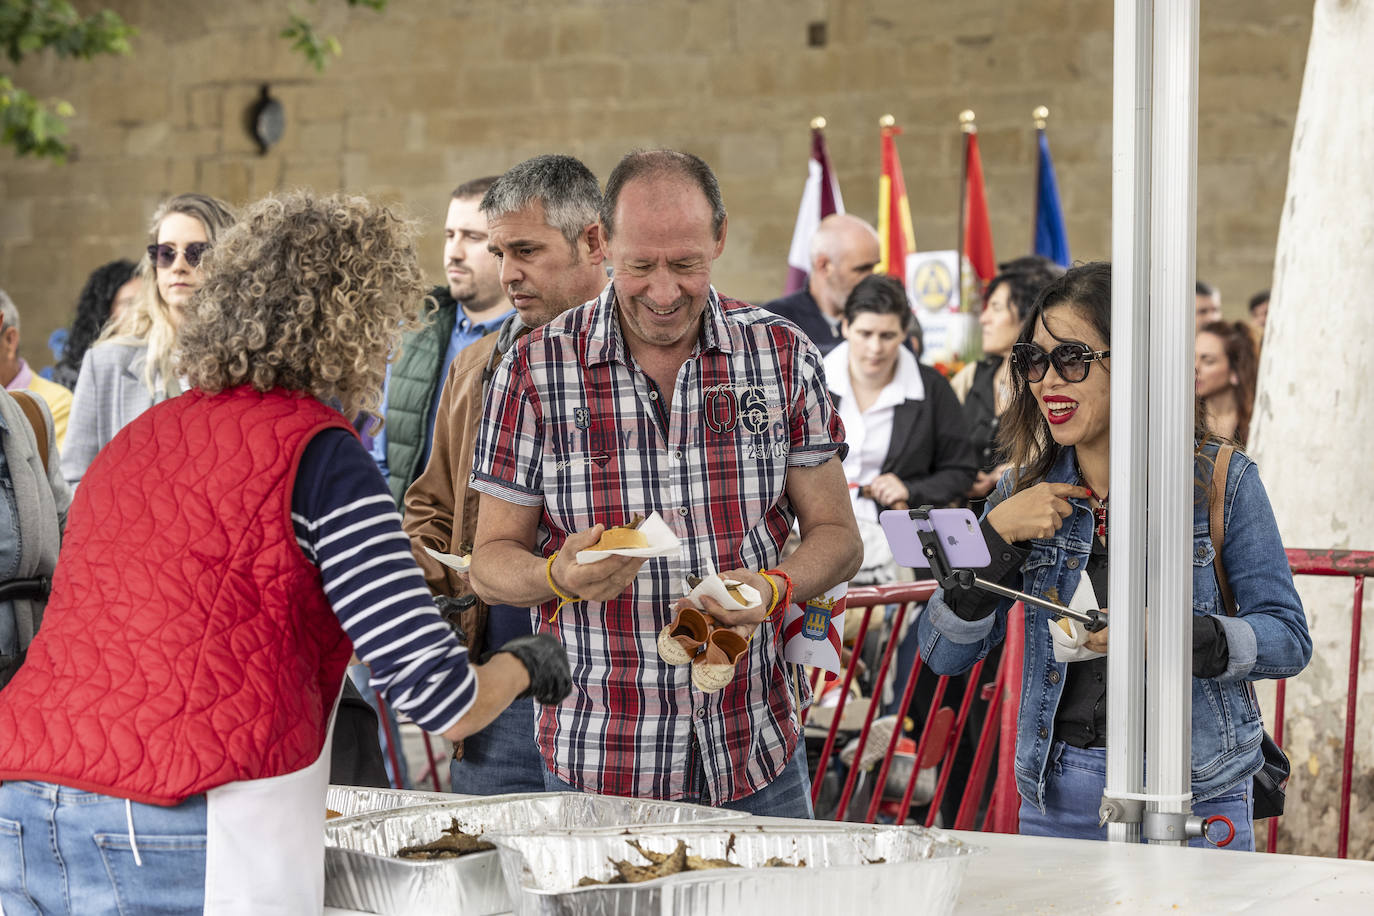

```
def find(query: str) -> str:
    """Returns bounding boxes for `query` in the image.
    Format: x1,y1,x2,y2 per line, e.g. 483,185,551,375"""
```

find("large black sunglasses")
147,242,210,270
1011,341,1111,383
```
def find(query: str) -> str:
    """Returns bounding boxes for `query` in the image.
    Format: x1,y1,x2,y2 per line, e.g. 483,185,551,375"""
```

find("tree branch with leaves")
1,0,388,162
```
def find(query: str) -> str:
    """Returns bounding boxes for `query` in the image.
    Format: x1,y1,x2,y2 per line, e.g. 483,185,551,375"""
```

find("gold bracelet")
544,551,580,622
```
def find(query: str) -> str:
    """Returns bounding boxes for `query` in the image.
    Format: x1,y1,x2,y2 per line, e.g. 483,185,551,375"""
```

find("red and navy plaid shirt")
471,286,846,802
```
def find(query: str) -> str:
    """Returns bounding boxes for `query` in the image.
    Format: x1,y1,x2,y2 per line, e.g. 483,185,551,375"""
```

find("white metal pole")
1105,0,1153,845
1145,0,1199,846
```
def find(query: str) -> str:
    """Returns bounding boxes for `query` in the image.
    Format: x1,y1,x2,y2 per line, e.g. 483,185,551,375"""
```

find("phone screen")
879,508,992,570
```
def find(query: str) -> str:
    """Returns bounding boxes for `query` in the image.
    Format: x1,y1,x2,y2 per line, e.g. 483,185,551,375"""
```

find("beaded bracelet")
544,551,580,622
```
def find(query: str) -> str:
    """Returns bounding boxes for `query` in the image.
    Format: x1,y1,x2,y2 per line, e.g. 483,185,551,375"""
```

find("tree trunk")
1249,0,1374,859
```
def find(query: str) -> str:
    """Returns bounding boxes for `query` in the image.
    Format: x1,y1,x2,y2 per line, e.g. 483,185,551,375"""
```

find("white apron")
203,677,345,915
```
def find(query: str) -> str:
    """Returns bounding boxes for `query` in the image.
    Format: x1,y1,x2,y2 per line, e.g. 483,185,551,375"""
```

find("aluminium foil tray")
493,821,982,916
325,784,461,820
324,792,746,915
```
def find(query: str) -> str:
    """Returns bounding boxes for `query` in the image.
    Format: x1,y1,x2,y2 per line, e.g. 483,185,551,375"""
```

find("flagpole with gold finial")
957,109,977,312
1033,106,1049,253
796,109,824,708
878,114,897,276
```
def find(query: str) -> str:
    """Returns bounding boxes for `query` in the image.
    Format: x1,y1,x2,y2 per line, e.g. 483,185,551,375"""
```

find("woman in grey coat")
0,390,70,687
62,193,235,488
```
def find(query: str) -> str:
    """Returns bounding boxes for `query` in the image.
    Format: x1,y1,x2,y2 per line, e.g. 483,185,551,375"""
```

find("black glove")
492,634,572,705
1192,614,1231,679
433,595,472,644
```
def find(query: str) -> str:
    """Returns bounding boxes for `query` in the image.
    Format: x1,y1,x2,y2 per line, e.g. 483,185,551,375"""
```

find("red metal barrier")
811,551,1374,850
373,691,446,792
808,580,1014,828
1269,548,1374,857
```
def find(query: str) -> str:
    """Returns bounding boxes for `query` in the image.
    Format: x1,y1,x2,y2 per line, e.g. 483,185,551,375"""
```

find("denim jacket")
916,444,1312,809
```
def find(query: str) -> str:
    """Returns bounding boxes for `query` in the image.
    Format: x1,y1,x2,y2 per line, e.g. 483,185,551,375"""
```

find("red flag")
784,122,845,294
962,130,996,286
878,118,916,279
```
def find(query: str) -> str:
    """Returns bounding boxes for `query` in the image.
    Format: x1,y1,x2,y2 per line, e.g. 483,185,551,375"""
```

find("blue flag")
1034,130,1070,267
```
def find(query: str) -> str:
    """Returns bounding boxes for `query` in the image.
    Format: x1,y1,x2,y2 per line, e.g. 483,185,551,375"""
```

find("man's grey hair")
0,289,19,332
480,155,602,248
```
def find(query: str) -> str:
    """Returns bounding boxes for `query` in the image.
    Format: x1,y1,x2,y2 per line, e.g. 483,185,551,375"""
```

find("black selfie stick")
910,507,1106,632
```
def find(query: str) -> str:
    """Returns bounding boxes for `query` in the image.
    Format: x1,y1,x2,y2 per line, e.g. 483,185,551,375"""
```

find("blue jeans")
1018,742,1255,850
450,697,548,794
0,781,207,915
542,742,815,819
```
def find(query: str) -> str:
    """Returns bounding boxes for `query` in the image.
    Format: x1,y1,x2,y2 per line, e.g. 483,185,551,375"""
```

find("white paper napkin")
423,546,470,574
1049,569,1107,663
680,573,762,611
574,511,683,565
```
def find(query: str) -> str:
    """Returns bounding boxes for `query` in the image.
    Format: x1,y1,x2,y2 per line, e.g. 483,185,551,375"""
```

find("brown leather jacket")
402,321,524,656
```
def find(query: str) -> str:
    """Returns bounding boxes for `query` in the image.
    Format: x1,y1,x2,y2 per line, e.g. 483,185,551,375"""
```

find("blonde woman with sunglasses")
61,193,236,488
915,261,1310,849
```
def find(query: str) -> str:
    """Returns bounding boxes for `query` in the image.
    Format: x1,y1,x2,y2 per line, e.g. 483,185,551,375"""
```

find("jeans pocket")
95,831,207,916
0,816,40,916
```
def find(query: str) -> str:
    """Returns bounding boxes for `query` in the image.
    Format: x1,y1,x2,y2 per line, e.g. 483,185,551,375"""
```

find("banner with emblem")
782,581,846,674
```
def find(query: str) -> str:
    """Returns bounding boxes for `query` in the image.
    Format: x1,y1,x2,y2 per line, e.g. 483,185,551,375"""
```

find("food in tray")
394,818,496,860
576,838,804,886
589,514,648,551
326,808,343,819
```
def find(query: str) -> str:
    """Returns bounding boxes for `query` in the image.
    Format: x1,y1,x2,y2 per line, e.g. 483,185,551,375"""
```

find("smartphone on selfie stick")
879,506,1107,632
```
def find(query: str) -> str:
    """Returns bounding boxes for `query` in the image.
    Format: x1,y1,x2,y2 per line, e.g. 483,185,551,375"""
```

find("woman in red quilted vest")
0,191,572,915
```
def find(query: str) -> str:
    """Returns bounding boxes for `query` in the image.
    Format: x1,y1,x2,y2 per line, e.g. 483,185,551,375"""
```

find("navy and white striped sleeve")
292,428,476,735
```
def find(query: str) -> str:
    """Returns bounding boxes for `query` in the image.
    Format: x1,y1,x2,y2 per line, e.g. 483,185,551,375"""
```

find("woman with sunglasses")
61,193,236,488
915,261,1310,848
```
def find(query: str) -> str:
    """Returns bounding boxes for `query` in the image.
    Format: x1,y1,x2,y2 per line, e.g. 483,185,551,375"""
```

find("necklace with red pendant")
1092,498,1109,539
1080,467,1109,538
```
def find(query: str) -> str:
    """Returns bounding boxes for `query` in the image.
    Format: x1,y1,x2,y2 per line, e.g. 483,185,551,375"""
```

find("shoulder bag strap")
1208,444,1237,616
8,390,50,475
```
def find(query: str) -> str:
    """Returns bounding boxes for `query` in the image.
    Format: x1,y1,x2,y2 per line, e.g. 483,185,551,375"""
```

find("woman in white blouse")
823,274,976,527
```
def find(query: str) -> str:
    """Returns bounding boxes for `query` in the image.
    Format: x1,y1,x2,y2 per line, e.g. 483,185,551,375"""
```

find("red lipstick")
1043,395,1078,425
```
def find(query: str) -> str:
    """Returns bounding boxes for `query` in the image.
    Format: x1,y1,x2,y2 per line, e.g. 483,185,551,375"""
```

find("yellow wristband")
759,570,781,614
750,571,781,644
544,551,580,622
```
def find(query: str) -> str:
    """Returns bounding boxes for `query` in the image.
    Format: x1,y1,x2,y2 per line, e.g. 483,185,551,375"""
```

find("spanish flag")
877,115,916,279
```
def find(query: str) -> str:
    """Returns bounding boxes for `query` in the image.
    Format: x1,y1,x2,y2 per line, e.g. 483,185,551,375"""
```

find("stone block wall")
0,0,1310,369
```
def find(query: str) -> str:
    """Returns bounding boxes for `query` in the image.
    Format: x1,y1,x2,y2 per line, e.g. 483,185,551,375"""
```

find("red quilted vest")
0,386,355,805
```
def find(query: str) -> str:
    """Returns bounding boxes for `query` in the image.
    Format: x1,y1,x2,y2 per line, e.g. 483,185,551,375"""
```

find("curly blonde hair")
100,193,237,395
177,190,429,423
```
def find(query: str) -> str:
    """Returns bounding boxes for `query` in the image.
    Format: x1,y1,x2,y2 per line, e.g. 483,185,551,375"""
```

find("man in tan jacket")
403,154,608,793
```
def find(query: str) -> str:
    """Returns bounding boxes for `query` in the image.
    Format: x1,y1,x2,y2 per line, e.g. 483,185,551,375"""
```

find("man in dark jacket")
760,213,880,355
370,176,512,504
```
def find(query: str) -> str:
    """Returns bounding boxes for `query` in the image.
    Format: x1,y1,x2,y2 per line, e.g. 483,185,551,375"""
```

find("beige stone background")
1,0,1308,370
6,0,1363,859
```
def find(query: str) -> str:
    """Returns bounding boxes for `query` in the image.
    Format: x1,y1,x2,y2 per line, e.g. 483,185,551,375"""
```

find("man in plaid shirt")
469,149,862,816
